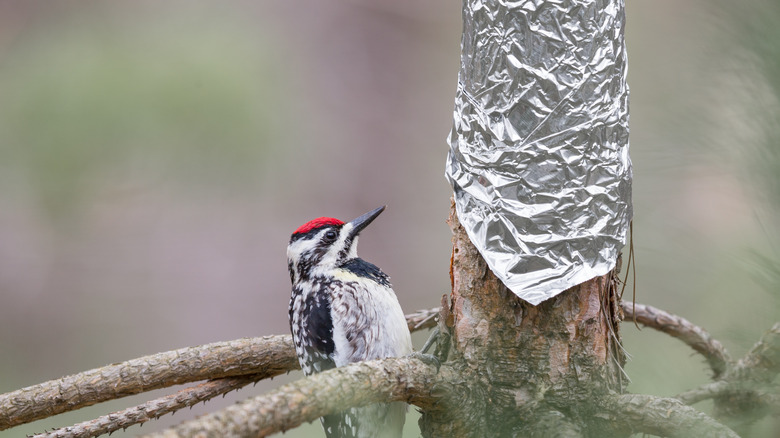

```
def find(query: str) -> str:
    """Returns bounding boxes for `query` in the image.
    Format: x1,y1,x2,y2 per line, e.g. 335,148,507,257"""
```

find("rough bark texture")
31,376,259,438
0,336,297,430
606,394,739,438
419,202,626,437
140,357,452,438
0,311,443,434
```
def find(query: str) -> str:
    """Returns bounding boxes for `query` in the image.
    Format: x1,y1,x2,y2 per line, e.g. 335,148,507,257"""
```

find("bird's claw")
409,351,441,371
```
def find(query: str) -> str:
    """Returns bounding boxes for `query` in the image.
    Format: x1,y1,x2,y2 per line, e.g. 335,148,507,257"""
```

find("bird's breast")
329,276,412,367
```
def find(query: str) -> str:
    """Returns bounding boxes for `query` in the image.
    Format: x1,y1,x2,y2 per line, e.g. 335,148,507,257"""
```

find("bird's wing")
290,284,336,375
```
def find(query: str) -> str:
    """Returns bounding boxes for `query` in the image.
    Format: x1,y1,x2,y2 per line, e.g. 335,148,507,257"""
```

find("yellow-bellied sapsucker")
287,205,412,438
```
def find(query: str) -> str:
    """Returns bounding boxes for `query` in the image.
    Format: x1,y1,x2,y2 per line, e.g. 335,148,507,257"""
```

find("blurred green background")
0,1,777,437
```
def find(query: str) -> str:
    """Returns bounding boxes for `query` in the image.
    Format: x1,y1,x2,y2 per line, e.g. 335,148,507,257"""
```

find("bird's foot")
409,351,441,371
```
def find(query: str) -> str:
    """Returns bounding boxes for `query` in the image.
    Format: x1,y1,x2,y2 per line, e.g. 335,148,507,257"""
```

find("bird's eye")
324,230,338,241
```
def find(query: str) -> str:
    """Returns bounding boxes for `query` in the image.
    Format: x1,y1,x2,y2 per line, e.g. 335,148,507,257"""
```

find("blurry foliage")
727,0,780,209
721,0,780,299
0,9,284,218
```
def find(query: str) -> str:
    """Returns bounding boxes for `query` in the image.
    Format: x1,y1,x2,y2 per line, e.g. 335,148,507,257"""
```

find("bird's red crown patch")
293,217,344,235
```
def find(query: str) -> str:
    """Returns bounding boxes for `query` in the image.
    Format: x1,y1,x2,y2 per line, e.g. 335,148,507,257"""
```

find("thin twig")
405,307,439,331
619,222,639,330
621,302,732,378
31,376,260,438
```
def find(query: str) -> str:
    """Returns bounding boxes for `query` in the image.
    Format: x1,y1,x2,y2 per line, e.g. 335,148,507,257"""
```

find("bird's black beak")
347,206,386,240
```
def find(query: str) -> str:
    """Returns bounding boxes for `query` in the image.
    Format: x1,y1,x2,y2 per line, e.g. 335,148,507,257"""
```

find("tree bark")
419,201,627,437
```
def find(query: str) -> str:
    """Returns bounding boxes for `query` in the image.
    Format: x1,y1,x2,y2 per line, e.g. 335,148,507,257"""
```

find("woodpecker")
287,205,412,438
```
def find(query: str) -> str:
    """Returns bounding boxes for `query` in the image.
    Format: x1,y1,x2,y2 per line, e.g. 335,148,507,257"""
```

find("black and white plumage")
287,206,412,438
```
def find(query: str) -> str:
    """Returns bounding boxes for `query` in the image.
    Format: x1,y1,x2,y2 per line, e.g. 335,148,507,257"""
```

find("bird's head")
287,206,385,283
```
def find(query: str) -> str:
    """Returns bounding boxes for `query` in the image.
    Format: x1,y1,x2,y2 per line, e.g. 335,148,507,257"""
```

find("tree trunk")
420,201,627,437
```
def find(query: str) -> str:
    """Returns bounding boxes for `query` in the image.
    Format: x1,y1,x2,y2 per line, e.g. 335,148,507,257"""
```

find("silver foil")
445,0,632,305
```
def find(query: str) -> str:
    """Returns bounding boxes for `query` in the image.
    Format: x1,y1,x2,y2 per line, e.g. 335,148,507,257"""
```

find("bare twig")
604,393,739,438
621,302,732,378
140,356,456,438
0,336,296,430
405,307,439,331
31,376,260,438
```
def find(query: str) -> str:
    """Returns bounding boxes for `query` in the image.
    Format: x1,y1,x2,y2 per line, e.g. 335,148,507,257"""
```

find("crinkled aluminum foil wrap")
445,0,632,305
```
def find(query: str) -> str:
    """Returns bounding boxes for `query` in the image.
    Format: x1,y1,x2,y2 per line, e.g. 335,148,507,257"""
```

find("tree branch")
676,323,780,406
405,307,439,331
410,302,735,380
411,302,734,379
732,322,780,382
677,381,731,405
604,393,739,437
525,410,583,438
0,336,296,430
1,310,440,432
140,357,458,438
31,376,260,438
621,302,732,378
